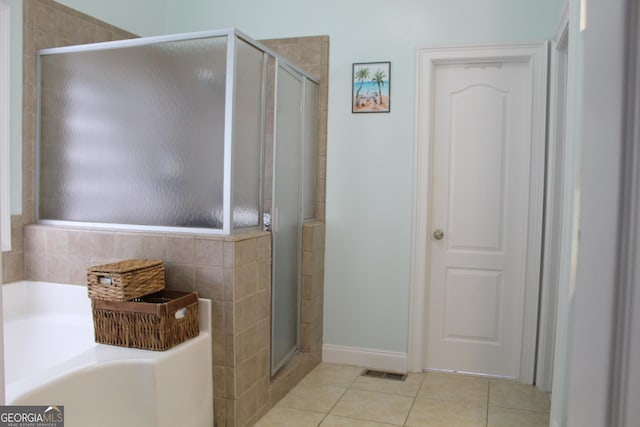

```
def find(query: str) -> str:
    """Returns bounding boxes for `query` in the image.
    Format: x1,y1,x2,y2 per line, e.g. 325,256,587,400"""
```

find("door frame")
554,0,640,425
408,42,548,384
536,5,570,392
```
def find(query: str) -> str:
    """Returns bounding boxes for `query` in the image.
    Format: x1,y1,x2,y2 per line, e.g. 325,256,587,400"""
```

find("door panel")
426,61,531,378
449,85,507,252
444,268,502,343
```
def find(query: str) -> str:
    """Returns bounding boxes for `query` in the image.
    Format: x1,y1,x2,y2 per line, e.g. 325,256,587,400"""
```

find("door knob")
433,229,444,240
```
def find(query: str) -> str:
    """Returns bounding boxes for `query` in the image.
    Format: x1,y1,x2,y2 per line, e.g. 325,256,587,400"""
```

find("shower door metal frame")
269,67,318,376
270,60,305,376
34,28,318,236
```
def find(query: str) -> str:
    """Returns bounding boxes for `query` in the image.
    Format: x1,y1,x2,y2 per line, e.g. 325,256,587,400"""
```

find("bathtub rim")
2,280,211,333
3,280,212,406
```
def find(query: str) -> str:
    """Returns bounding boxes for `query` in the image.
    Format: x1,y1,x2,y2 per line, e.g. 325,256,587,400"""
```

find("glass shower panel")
303,79,318,221
38,36,228,229
232,39,265,229
271,65,303,375
262,56,276,225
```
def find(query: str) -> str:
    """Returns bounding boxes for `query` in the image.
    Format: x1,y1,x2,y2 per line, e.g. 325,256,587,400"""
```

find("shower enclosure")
36,29,318,375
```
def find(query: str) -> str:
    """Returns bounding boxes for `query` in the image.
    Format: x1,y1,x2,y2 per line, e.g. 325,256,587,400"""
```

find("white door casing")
537,4,570,393
408,43,547,383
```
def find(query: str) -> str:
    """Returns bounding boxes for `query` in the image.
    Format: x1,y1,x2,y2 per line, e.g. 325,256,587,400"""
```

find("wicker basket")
92,290,199,351
87,259,165,302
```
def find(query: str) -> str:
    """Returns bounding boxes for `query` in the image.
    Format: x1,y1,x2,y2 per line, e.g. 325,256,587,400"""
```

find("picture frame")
352,61,391,113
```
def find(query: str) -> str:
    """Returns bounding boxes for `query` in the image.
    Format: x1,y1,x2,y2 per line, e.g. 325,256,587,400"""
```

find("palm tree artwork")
354,67,370,107
352,62,390,113
371,69,386,107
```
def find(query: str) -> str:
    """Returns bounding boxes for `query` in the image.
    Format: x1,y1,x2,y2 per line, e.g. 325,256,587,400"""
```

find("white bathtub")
3,281,213,427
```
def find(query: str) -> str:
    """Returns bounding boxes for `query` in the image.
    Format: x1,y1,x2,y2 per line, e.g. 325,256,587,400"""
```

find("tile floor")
255,363,550,427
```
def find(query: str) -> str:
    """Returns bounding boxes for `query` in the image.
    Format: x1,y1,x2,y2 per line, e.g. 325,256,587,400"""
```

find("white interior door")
421,47,546,380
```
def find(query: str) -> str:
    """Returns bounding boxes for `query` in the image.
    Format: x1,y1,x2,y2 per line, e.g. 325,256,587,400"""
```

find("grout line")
321,392,345,426
316,412,328,426
293,364,368,426
322,370,360,419
485,378,490,427
488,404,552,414
402,373,426,426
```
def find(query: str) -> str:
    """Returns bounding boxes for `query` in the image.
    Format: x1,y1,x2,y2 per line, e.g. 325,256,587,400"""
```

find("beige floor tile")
254,407,325,427
489,380,550,412
255,365,552,427
351,373,424,397
302,362,365,387
405,398,487,427
487,406,550,427
278,381,347,413
418,372,489,404
320,415,399,426
330,389,414,425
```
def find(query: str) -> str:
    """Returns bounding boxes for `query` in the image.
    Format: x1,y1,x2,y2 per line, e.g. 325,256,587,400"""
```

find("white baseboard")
322,344,408,373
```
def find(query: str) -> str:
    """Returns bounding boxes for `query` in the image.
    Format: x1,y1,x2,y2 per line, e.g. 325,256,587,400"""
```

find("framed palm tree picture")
352,61,391,113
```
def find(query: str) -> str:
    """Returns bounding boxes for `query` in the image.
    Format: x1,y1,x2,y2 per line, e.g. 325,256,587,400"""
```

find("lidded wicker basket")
87,259,165,302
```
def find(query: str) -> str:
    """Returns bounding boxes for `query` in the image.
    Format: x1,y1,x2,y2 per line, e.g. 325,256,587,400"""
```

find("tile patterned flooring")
255,363,550,427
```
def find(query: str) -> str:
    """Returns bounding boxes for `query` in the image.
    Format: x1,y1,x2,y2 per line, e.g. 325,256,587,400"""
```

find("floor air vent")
361,369,407,381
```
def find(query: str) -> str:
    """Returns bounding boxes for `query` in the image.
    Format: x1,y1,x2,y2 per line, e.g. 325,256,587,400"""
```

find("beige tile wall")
301,222,325,361
261,36,329,223
2,216,24,282
4,3,329,426
1,0,137,283
238,222,325,427
22,223,325,427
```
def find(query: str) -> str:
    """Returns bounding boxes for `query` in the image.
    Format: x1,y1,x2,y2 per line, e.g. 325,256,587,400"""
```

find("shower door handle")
433,229,444,240
263,213,272,232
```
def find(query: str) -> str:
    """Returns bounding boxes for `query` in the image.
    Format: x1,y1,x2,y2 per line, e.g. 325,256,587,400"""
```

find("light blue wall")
164,0,564,353
10,0,565,355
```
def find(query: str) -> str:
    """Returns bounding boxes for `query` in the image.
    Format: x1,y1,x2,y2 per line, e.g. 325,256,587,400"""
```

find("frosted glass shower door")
271,64,303,375
38,35,229,230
